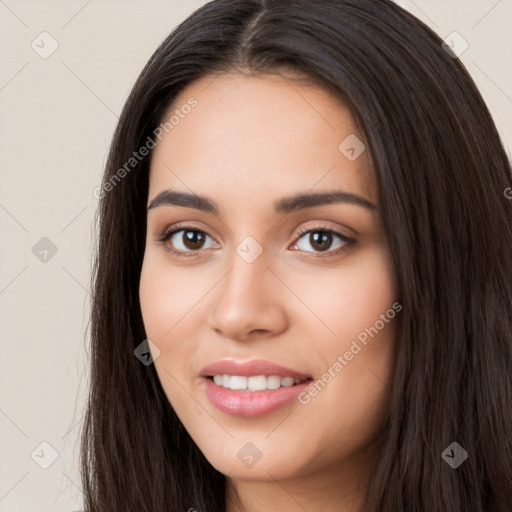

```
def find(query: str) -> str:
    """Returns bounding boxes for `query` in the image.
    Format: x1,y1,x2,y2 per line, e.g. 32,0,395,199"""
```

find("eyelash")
155,222,355,259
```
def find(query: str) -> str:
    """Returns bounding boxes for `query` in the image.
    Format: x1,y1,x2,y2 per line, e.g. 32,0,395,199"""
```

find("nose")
207,249,289,342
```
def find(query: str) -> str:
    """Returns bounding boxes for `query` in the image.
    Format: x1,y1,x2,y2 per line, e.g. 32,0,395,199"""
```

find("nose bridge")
219,221,270,295
221,241,271,307
207,238,287,339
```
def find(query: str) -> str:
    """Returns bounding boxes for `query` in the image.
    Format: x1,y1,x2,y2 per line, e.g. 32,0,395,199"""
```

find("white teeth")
211,374,306,391
248,375,267,391
229,376,248,390
281,377,295,387
267,375,282,390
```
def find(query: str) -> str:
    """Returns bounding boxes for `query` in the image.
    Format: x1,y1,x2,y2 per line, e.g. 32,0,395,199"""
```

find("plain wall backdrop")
0,0,511,510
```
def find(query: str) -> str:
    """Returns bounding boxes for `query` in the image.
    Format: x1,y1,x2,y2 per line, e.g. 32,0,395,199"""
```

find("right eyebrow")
147,190,219,214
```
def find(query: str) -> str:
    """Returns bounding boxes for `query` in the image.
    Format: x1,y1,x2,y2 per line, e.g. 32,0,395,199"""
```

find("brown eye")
308,231,333,252
180,230,206,250
158,227,218,256
291,226,353,257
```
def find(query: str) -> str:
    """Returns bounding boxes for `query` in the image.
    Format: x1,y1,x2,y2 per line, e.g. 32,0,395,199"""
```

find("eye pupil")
310,231,332,251
183,230,205,250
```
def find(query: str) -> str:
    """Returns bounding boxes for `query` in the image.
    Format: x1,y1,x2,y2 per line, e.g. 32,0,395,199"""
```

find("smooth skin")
139,71,398,512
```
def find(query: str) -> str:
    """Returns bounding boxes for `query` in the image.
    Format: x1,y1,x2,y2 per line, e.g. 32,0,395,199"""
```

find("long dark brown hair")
80,0,512,510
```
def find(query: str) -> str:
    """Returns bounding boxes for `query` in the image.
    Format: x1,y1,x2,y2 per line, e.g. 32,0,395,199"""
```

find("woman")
81,0,512,510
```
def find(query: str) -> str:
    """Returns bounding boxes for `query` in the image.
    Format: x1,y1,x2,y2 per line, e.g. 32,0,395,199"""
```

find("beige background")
0,1,510,510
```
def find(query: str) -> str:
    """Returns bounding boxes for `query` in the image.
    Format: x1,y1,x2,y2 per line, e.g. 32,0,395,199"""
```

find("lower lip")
202,377,311,417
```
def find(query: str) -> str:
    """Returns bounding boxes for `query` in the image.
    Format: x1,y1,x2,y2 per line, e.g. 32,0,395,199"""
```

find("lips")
200,359,313,417
199,359,312,380
202,378,311,417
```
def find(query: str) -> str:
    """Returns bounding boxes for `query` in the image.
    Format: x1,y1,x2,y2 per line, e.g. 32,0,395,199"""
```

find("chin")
197,439,306,481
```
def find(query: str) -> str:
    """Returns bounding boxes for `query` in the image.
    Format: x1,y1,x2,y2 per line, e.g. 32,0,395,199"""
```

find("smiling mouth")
207,374,312,391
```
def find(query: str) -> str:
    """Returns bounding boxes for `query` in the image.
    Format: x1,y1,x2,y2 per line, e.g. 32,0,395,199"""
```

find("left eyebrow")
146,188,377,214
274,190,377,213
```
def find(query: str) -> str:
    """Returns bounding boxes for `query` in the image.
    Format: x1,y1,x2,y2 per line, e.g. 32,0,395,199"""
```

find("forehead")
148,72,376,208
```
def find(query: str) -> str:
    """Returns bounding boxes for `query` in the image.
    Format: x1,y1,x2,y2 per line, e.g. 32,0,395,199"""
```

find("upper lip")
200,359,312,379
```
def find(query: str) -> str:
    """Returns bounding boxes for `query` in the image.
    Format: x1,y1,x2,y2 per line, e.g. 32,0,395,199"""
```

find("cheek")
309,325,395,455
139,258,202,416
294,318,396,467
292,244,397,343
291,246,397,433
139,255,196,379
139,251,209,341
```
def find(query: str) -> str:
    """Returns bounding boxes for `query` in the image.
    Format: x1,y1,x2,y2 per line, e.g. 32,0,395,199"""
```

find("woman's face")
139,72,398,488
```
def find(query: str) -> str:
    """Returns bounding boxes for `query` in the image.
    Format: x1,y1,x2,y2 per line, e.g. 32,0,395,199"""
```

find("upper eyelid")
295,221,353,238
157,222,216,242
157,222,352,246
